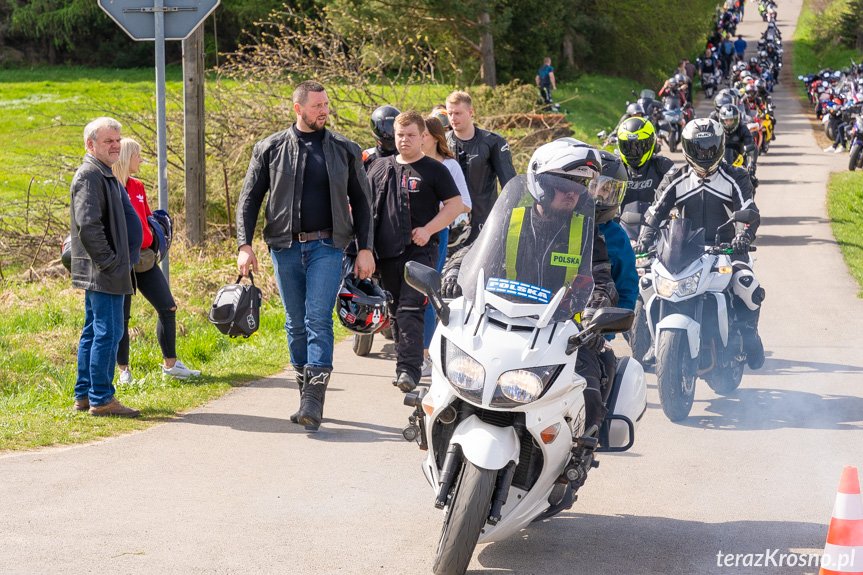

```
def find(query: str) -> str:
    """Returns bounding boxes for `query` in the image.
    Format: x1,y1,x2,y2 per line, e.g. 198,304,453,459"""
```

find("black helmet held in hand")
370,105,401,153
337,275,392,335
682,119,725,177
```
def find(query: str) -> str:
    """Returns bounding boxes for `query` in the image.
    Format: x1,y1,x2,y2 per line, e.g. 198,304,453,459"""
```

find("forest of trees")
0,0,733,85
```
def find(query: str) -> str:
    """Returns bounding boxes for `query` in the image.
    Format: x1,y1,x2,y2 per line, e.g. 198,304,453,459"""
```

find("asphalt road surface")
2,1,862,573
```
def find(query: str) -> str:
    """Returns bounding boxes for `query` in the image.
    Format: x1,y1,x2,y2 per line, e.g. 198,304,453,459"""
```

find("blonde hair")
424,116,454,160
445,91,473,109
111,138,142,186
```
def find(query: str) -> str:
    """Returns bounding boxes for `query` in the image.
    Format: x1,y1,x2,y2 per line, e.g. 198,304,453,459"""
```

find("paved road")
2,2,862,574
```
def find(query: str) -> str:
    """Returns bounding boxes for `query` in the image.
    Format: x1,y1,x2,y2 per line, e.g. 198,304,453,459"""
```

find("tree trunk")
479,11,496,87
562,32,575,69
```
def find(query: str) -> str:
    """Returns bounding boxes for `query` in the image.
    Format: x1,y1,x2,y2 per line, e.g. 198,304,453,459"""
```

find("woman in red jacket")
112,138,201,382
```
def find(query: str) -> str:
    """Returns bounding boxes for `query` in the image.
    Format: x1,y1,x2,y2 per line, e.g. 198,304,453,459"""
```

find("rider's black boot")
289,368,305,424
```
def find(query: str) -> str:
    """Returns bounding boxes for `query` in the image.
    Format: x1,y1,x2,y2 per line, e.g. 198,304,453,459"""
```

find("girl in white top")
419,115,472,376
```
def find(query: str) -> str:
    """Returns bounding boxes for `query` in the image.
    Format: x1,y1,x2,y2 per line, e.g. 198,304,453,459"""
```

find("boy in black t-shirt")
367,111,463,392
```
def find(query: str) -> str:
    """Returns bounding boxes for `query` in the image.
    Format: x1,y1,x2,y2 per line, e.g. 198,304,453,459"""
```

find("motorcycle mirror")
798,75,804,81
404,261,450,326
596,415,635,453
596,130,607,139
631,89,639,97
619,212,642,226
590,307,635,334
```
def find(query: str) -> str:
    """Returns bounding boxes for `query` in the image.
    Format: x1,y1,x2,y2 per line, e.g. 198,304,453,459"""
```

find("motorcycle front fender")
450,414,520,471
654,313,701,359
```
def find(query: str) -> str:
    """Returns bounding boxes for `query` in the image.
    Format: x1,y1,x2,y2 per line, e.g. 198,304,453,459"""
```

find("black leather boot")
297,366,331,432
289,368,304,424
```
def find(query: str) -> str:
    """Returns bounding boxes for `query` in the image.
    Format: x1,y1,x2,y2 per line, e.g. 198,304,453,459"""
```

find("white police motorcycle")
401,176,646,575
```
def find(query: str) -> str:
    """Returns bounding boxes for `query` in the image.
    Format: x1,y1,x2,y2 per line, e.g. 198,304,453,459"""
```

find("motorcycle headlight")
655,271,702,298
444,339,485,402
492,365,562,407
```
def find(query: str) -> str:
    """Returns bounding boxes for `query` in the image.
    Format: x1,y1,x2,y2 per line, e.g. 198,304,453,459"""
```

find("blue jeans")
271,239,344,370
75,290,125,407
423,227,448,349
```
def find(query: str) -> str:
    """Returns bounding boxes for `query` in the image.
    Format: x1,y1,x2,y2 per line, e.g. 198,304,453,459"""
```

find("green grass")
0,239,351,451
826,169,863,298
556,74,650,145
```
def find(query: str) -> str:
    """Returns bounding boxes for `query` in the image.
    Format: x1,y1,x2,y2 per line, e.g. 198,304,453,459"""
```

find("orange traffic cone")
821,466,863,575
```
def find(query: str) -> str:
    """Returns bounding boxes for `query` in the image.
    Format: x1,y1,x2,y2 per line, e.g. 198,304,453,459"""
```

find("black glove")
579,308,606,355
732,232,751,255
441,267,461,299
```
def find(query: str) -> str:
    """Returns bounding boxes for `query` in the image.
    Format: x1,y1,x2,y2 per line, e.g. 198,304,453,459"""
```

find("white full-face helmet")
526,138,603,207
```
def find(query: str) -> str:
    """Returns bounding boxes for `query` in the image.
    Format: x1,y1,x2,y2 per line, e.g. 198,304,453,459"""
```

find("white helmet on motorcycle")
527,138,602,207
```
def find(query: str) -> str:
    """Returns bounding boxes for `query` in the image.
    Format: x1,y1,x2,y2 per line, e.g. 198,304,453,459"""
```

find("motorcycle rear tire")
656,330,696,421
761,138,770,154
849,144,862,171
668,137,678,154
352,333,374,356
628,298,652,366
433,462,497,575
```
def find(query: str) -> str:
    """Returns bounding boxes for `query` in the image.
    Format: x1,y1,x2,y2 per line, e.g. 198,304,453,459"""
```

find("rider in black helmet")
362,105,401,170
635,119,765,369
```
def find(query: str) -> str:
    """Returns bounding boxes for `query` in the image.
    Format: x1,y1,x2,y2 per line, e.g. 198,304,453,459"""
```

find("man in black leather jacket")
635,119,765,369
70,117,142,418
445,91,517,244
717,104,759,188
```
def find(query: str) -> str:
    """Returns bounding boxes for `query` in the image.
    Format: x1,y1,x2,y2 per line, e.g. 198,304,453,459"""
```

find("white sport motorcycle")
401,177,647,575
638,211,760,421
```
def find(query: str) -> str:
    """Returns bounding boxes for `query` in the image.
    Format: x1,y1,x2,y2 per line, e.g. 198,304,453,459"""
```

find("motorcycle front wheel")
656,330,696,421
849,144,862,171
433,462,497,575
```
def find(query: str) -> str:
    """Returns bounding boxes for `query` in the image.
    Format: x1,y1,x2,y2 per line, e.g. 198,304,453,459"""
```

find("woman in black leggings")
113,138,201,382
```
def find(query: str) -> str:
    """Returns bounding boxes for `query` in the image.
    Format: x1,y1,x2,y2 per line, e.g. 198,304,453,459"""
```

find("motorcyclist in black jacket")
362,105,400,171
718,104,758,188
445,91,517,245
635,119,765,369
616,117,677,210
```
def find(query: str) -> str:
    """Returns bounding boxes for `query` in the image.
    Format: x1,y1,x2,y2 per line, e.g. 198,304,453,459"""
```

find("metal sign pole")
154,0,170,282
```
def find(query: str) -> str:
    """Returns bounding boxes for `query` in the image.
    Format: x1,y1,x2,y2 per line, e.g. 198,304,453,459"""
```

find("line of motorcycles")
798,62,863,171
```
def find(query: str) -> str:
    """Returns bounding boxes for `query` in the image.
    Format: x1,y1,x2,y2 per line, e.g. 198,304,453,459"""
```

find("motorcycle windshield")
656,218,706,275
458,174,596,323
640,89,656,100
664,98,681,111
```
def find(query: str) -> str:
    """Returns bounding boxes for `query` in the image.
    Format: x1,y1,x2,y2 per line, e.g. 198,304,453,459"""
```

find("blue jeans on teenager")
271,239,344,371
423,227,448,350
75,290,125,407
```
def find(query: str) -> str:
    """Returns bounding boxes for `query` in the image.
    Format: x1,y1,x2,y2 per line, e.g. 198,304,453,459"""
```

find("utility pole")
183,24,207,246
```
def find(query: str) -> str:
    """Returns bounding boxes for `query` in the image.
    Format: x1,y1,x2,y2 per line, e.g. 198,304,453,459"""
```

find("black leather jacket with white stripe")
642,163,759,245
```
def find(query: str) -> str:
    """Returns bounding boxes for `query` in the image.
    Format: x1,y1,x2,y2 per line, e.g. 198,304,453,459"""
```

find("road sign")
98,0,220,41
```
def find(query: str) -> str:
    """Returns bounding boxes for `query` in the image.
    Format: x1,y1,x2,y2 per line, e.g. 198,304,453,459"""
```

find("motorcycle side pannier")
209,273,262,338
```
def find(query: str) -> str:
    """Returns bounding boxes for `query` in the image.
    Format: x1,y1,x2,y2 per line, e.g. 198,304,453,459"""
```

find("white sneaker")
824,145,836,152
118,367,132,384
162,360,202,380
835,145,845,153
421,357,432,377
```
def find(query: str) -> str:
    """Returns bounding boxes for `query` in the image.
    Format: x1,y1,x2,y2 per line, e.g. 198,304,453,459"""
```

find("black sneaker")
396,371,417,393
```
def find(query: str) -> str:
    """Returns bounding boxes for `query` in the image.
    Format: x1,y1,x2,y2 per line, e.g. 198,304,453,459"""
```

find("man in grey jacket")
236,81,375,432
70,117,142,418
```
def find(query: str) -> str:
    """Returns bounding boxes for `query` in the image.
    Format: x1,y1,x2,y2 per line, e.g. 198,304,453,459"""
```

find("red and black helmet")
337,276,392,335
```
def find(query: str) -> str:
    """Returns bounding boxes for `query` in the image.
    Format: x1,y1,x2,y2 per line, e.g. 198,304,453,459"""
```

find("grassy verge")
556,74,650,145
826,170,863,298
0,239,350,451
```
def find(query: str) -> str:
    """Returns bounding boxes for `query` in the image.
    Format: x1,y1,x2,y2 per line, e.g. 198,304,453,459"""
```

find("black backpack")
208,273,262,338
